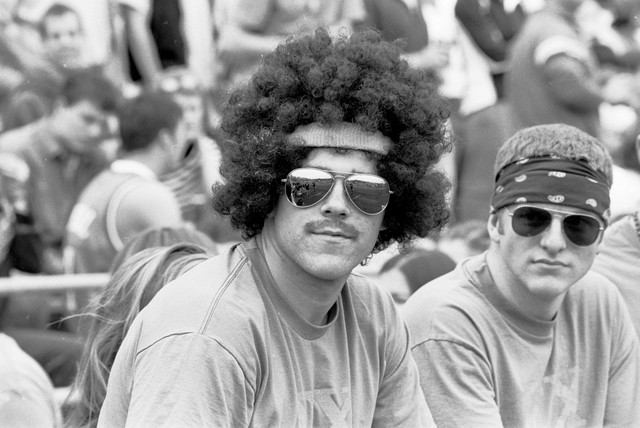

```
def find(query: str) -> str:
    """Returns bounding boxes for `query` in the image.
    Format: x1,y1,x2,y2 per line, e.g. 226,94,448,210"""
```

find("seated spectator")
2,2,99,132
0,333,61,427
156,67,241,247
0,68,121,274
404,124,640,426
65,242,213,427
64,90,186,274
39,3,93,74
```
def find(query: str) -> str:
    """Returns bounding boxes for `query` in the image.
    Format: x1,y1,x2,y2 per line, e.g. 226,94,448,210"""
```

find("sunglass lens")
563,215,600,246
512,207,551,237
345,175,390,215
286,169,333,207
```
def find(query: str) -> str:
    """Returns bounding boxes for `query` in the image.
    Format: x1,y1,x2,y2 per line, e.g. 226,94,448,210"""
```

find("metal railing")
0,273,110,295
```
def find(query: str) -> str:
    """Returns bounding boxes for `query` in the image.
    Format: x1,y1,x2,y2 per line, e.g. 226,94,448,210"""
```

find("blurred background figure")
64,90,185,274
156,67,241,249
0,69,121,275
592,134,640,338
0,333,61,428
214,0,367,91
65,238,214,427
437,219,491,263
503,0,637,139
39,2,92,74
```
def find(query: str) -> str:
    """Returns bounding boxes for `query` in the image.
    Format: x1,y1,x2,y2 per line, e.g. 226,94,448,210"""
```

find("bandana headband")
287,122,392,155
491,157,610,219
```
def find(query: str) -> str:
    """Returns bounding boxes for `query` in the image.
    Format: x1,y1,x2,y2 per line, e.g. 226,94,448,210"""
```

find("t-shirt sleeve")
104,333,255,427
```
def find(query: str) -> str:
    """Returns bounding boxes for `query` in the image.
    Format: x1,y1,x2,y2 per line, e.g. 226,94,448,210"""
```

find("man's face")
174,93,204,141
42,12,84,68
266,147,385,282
490,202,603,305
52,100,111,154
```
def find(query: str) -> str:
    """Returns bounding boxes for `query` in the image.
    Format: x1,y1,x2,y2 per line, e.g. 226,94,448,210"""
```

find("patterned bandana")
491,157,611,219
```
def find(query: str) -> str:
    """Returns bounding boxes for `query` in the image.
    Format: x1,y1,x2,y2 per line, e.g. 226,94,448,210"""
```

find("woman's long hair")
64,243,211,427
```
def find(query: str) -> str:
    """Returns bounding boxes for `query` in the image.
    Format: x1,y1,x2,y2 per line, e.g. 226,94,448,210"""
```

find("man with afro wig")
99,28,451,427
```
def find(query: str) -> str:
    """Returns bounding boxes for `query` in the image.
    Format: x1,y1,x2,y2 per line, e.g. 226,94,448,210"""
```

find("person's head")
213,28,451,281
49,68,121,154
110,225,218,271
157,66,207,141
378,249,456,305
65,243,212,426
39,3,85,69
117,90,185,167
488,124,612,311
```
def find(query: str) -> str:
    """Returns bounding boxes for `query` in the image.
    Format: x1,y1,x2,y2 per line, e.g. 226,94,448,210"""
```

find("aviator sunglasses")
506,205,605,247
282,167,393,215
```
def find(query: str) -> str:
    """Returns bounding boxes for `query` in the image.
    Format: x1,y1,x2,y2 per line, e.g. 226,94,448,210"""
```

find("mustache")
305,220,359,238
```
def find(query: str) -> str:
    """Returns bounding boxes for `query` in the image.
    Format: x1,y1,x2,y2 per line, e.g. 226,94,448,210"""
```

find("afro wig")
213,28,452,253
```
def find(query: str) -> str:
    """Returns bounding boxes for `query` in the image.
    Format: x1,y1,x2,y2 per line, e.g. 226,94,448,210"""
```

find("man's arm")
100,333,256,426
412,338,504,428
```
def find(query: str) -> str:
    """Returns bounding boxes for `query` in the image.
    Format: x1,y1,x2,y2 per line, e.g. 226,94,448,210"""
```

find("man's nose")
539,216,567,252
320,179,351,217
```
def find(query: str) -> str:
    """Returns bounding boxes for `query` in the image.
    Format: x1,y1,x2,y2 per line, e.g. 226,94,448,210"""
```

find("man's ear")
487,210,502,243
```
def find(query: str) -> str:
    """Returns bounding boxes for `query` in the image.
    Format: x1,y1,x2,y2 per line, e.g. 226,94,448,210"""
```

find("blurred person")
64,90,186,274
503,0,633,138
0,68,120,274
141,0,216,90
404,124,640,427
156,67,241,247
1,3,97,133
437,219,491,263
39,2,91,74
592,134,640,337
0,153,83,389
375,248,456,306
214,0,367,90
99,28,451,426
0,333,61,428
455,0,526,99
65,242,212,427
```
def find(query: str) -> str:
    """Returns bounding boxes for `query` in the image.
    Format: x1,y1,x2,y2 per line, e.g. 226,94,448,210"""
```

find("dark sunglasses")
506,205,604,247
282,168,393,215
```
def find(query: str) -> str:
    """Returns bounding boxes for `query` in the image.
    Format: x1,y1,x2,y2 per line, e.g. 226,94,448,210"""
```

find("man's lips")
532,258,568,267
306,220,358,239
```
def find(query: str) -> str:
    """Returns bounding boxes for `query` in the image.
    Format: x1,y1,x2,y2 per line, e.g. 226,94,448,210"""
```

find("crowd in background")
1,0,640,425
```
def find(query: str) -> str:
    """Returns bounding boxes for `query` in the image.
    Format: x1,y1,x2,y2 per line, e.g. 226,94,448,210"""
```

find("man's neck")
485,250,564,321
257,229,346,326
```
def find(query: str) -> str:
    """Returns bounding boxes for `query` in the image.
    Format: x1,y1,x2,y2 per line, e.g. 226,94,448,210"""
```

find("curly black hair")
213,28,451,253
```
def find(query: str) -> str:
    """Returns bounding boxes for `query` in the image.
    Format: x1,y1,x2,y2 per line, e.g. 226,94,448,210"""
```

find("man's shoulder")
566,270,625,308
134,245,267,351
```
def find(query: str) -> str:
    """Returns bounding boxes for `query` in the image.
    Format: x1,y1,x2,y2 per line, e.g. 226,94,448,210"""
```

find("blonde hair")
64,244,211,427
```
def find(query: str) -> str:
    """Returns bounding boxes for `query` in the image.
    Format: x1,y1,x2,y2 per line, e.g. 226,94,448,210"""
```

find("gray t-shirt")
99,239,432,427
403,254,640,428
